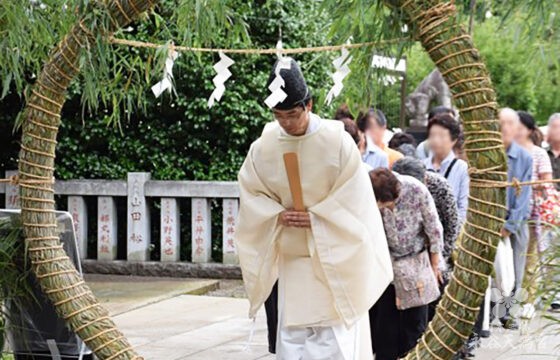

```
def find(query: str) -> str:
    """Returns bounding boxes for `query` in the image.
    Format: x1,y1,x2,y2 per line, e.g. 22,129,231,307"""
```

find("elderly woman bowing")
368,168,443,360
392,157,461,321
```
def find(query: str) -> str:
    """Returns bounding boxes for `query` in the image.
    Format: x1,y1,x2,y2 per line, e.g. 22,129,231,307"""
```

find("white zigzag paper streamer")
325,47,352,105
264,41,292,109
208,51,235,108
151,47,179,98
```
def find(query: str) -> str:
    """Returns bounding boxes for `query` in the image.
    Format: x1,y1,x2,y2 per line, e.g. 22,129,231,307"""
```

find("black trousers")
370,285,428,360
264,282,279,354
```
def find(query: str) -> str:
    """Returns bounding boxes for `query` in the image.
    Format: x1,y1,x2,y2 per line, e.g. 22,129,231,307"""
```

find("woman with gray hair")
392,157,461,320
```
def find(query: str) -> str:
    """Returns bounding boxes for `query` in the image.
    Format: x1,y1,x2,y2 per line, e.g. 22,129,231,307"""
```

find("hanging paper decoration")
371,54,406,72
325,47,352,105
264,41,292,109
151,46,179,98
207,51,235,108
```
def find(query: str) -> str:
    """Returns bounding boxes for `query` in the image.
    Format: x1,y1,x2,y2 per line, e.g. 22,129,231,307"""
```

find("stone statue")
405,69,452,128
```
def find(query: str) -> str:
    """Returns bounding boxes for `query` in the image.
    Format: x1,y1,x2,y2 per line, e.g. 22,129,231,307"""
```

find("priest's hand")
279,210,311,228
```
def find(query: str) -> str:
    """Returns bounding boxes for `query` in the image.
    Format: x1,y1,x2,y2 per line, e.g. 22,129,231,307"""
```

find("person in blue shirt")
423,114,469,224
500,108,533,295
464,108,533,358
357,110,390,169
362,137,389,169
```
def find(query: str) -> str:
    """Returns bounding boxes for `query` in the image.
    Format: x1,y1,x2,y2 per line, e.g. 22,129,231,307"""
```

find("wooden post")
222,199,239,264
127,172,151,261
160,198,180,262
97,196,117,260
191,198,212,263
68,196,88,259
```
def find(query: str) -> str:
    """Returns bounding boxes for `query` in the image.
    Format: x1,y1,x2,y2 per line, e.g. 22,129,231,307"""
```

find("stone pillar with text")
68,196,88,259
127,172,151,261
222,199,239,264
97,196,117,260
5,170,20,209
191,198,212,263
161,198,181,262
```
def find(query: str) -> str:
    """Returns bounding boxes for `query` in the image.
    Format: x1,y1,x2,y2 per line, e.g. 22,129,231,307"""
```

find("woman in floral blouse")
392,157,460,322
368,168,443,360
392,157,460,278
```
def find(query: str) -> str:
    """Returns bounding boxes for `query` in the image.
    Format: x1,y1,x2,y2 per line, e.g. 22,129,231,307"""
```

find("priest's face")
274,101,313,136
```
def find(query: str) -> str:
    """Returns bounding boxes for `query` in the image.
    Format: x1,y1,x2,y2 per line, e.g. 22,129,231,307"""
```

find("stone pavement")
476,316,560,359
113,294,272,360
84,274,219,315
88,276,559,360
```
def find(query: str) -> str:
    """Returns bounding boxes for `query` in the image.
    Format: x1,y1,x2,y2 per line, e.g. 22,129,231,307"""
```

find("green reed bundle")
0,218,34,355
382,1,509,358
17,1,159,359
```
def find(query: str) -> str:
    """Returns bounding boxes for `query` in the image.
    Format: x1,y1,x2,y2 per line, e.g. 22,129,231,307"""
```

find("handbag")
392,250,440,310
493,237,515,296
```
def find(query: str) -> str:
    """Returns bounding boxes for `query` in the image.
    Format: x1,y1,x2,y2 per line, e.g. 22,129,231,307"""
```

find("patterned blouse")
379,174,443,259
531,145,553,182
425,172,460,278
529,145,553,218
426,172,461,259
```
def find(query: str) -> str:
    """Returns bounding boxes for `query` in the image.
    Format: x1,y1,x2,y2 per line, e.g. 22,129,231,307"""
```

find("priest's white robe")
235,113,393,359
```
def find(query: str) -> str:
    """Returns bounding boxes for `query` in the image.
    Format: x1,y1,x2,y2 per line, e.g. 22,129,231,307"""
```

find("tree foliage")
1,0,559,181
404,16,560,124
1,0,337,181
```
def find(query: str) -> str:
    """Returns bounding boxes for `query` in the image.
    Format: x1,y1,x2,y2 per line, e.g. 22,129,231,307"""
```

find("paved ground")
113,294,272,360
87,276,270,359
87,276,559,360
84,274,219,315
477,317,559,359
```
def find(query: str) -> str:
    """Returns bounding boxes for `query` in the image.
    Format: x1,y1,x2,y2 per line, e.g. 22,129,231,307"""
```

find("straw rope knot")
467,164,504,176
468,167,486,176
9,174,19,185
511,177,521,197
412,1,457,31
423,1,456,18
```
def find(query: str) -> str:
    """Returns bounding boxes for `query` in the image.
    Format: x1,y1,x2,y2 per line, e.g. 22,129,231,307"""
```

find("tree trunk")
385,1,508,359
18,1,159,359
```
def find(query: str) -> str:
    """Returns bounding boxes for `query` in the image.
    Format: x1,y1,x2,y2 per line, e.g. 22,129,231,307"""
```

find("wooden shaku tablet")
283,152,305,211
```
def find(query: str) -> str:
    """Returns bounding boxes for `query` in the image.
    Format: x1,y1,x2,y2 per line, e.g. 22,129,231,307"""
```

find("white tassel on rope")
242,316,257,352
151,45,179,98
325,46,352,105
264,40,292,109
208,51,235,108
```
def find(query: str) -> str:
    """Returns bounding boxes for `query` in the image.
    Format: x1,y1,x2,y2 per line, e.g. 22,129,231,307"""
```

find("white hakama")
276,256,373,360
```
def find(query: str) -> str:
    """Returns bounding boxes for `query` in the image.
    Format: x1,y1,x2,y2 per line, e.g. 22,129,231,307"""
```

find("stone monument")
405,69,452,129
